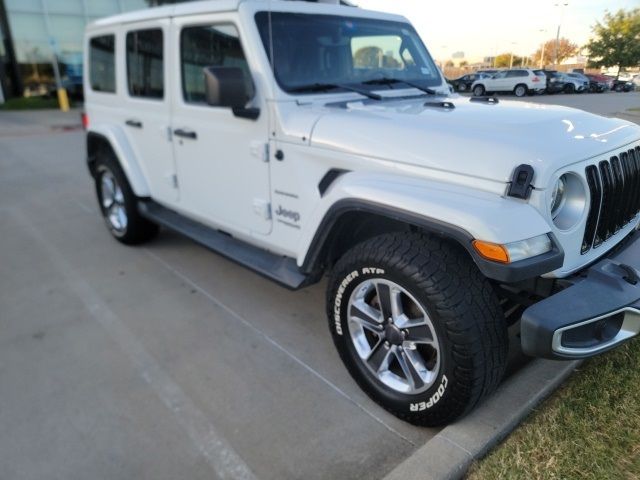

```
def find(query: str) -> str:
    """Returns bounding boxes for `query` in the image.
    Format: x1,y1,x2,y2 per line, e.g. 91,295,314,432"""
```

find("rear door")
120,20,178,205
505,70,526,90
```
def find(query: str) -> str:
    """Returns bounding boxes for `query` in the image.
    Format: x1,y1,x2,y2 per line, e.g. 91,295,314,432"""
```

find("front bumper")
522,229,640,359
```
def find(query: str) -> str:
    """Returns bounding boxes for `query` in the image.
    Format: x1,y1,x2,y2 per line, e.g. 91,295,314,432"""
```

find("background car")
476,69,499,76
611,79,635,92
448,73,490,92
471,68,545,97
585,73,612,92
538,70,568,94
559,72,589,93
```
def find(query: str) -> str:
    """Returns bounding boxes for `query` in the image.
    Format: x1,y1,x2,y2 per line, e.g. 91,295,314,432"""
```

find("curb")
383,358,582,480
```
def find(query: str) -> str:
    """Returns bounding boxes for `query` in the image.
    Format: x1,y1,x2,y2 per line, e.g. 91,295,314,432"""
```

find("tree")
445,60,455,68
533,38,578,66
494,53,525,68
585,8,640,77
459,60,469,67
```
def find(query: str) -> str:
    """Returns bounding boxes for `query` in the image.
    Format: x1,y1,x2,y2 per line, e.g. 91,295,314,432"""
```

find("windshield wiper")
362,78,436,95
288,83,382,100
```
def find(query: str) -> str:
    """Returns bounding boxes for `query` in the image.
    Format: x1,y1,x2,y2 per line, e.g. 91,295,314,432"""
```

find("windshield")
255,12,442,94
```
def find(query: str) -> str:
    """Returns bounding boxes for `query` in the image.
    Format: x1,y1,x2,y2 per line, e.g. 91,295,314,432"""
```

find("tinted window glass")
180,24,251,104
89,35,115,93
255,12,441,93
127,29,164,99
506,70,526,78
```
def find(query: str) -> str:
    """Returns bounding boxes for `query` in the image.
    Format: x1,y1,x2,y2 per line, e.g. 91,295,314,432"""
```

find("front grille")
581,145,640,254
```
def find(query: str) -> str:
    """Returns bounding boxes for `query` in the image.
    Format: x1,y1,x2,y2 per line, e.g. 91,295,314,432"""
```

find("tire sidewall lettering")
333,267,385,336
410,375,448,412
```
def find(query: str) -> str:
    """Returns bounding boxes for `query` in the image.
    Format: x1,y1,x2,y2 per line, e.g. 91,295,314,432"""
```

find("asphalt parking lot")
1,91,639,480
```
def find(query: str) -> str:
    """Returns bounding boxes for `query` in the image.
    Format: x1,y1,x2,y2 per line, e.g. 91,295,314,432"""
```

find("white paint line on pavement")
144,248,417,447
11,210,258,480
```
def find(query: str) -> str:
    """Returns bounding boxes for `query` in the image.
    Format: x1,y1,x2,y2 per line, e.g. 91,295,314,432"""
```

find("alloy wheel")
100,169,128,233
347,279,440,395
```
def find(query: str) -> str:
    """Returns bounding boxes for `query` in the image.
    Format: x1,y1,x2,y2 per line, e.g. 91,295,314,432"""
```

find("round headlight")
549,173,587,230
550,177,566,219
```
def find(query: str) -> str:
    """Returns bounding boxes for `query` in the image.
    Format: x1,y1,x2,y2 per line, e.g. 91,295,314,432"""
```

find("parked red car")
585,74,614,92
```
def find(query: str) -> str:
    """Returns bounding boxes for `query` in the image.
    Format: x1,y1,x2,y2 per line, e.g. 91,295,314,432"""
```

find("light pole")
554,2,569,66
539,28,547,68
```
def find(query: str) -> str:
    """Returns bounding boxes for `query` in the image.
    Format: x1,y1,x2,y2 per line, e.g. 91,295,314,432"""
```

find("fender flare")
86,125,150,197
300,198,564,284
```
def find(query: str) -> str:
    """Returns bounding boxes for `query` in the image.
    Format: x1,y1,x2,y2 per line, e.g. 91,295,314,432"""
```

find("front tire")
94,151,159,245
564,83,575,94
472,84,486,96
327,233,508,426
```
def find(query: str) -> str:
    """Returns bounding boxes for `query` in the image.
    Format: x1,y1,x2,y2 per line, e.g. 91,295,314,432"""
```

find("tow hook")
619,263,639,286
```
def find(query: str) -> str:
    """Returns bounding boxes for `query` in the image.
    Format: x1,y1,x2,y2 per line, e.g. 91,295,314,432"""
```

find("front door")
170,16,271,235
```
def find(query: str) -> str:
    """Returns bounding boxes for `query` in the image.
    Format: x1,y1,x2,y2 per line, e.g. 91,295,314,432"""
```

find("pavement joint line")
144,248,418,447
10,208,258,480
73,200,95,214
439,435,473,457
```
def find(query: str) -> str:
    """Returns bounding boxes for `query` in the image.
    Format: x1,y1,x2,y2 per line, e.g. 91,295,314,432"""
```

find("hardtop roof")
86,0,401,31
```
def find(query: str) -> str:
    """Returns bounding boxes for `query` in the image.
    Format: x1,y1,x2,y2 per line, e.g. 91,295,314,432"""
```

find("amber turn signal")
472,240,510,264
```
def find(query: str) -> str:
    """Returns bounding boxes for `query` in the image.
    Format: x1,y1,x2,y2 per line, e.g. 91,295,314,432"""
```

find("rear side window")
180,24,251,104
89,35,116,93
506,70,527,78
127,28,164,99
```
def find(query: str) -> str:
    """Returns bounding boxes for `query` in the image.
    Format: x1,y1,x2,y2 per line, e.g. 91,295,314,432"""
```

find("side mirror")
204,66,251,108
204,66,259,120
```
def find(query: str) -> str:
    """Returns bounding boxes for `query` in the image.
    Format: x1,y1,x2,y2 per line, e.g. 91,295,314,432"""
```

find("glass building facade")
0,0,181,99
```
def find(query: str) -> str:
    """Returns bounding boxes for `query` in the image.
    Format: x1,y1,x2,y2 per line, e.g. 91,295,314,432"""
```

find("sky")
355,0,639,62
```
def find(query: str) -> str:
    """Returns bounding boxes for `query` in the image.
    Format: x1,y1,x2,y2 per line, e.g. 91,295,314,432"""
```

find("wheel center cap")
384,324,404,346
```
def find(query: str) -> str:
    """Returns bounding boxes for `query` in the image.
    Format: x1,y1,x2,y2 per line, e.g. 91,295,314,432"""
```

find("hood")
308,96,640,188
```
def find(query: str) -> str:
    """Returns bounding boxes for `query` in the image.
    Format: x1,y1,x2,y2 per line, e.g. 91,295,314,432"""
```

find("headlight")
549,173,587,230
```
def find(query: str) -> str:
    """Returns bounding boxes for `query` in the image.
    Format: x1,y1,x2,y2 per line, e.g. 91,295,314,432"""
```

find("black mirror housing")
204,66,253,108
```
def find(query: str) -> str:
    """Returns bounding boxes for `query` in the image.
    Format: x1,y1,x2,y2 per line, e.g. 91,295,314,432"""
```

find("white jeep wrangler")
84,0,640,426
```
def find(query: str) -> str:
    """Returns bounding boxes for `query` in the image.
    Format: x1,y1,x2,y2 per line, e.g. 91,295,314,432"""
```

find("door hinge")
171,174,179,189
253,199,271,220
250,141,269,163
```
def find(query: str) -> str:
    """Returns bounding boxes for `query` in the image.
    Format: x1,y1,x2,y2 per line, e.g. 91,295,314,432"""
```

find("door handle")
174,128,197,140
125,119,143,128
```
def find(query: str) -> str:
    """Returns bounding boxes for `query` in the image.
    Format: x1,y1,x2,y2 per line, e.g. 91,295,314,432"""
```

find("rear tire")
472,84,486,96
514,84,527,97
564,83,575,94
327,233,508,426
94,151,159,245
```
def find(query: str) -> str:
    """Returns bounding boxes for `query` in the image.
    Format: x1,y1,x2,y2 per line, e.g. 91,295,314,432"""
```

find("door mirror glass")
204,66,252,108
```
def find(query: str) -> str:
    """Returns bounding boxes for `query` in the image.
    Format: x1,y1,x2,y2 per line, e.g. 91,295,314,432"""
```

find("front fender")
299,172,564,283
87,124,150,197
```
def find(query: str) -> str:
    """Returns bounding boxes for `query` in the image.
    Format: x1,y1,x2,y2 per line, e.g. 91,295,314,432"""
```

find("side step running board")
138,201,308,290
